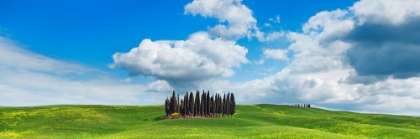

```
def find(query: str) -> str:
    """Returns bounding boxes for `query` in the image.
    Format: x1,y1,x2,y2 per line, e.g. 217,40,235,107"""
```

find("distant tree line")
293,104,310,108
165,90,235,118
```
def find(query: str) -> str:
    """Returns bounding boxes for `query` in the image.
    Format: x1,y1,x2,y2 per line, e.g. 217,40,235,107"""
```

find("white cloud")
302,9,355,42
269,15,281,23
0,37,95,74
252,30,285,42
184,0,257,40
0,36,173,106
263,48,289,61
199,0,420,116
110,32,248,87
254,59,265,65
264,31,285,42
345,0,420,79
184,0,283,42
111,0,285,90
351,0,420,25
145,79,174,93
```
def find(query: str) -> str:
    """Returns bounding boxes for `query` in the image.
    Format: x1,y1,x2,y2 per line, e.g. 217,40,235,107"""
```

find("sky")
1,0,420,116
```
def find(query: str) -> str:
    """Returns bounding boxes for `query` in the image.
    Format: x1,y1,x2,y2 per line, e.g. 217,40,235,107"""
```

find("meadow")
1,104,419,138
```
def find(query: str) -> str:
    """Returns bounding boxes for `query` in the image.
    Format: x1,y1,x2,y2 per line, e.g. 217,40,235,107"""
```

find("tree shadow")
153,116,165,121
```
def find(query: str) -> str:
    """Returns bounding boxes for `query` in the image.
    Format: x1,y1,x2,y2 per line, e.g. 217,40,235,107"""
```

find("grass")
0,104,419,138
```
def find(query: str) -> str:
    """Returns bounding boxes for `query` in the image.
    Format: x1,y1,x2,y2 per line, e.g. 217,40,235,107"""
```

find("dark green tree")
165,98,170,117
222,94,226,116
200,91,205,116
230,93,236,116
184,92,189,117
195,90,200,117
189,92,194,117
226,92,231,116
210,96,214,118
177,94,180,113
206,91,210,117
169,91,177,114
217,93,222,117
180,100,185,117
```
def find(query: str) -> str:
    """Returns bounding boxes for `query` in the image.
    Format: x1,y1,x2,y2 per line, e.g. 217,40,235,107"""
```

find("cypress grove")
164,90,236,119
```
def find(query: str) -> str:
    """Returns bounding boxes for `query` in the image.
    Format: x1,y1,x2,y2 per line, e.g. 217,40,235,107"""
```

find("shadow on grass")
153,116,165,121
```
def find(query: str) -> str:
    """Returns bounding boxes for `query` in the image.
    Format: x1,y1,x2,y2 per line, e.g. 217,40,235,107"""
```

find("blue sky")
0,0,356,80
1,0,420,116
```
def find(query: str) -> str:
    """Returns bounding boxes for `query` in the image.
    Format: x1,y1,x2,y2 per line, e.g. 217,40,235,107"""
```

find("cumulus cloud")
184,0,283,42
343,1,420,79
198,0,420,116
346,42,420,79
0,36,173,106
184,0,257,40
112,0,287,88
302,9,355,43
110,32,248,87
351,0,420,25
263,48,289,61
263,31,286,42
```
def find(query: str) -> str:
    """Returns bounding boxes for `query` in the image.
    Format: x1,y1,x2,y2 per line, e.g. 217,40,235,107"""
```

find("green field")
1,104,419,138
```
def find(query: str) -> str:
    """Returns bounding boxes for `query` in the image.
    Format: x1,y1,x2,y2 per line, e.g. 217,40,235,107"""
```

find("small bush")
170,113,180,119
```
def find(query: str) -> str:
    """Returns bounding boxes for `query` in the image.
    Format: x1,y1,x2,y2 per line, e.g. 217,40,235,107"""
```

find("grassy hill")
1,104,419,138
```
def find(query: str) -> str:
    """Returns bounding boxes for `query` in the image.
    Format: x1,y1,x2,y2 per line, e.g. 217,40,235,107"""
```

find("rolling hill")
1,104,419,138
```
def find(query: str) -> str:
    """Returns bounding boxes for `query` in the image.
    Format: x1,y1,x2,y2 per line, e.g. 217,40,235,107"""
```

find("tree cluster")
165,90,235,118
293,104,310,108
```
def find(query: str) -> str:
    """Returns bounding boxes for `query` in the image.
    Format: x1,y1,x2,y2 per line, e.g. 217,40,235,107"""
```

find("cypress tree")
222,94,226,116
184,93,189,117
209,96,214,118
215,95,218,117
180,100,185,117
213,95,216,117
206,91,210,117
200,91,203,116
189,92,194,117
226,93,230,116
201,91,205,117
217,94,221,117
177,94,180,113
165,98,170,117
230,93,236,116
217,94,222,117
205,91,208,117
214,94,217,117
170,91,176,114
195,90,200,117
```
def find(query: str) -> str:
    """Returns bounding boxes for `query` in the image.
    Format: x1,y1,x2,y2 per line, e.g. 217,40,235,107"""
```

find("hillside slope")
0,104,419,138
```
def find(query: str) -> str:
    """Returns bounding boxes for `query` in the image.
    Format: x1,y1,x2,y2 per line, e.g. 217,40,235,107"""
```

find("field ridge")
1,104,419,138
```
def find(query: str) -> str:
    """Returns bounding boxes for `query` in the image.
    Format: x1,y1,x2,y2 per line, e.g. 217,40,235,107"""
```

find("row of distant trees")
165,90,235,118
293,104,311,108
